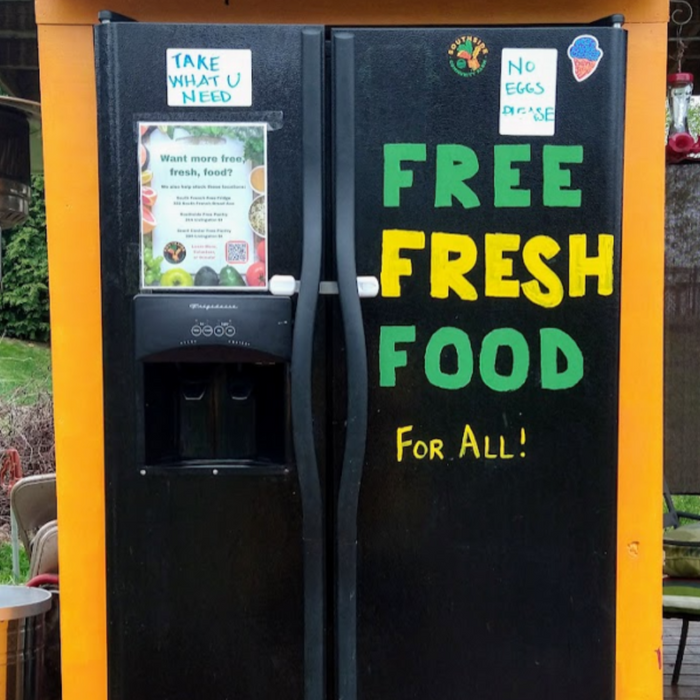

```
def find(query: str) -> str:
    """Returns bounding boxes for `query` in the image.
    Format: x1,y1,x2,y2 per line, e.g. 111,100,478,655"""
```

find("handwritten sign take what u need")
500,48,558,136
166,49,252,107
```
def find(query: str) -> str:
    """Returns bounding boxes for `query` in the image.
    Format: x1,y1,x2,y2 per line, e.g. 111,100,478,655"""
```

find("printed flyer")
138,122,268,290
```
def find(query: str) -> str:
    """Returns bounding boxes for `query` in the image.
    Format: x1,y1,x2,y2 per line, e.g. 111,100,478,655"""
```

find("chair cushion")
664,578,700,613
664,523,700,577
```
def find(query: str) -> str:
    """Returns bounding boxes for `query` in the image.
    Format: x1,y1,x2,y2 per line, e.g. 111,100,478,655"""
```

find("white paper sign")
166,49,252,107
139,122,268,291
499,49,558,136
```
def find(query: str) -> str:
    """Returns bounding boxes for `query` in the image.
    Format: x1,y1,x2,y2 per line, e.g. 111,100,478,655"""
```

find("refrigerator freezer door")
95,21,324,700
333,25,625,700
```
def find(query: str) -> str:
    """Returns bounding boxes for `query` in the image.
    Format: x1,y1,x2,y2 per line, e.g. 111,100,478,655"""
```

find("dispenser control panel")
190,323,237,339
134,294,292,360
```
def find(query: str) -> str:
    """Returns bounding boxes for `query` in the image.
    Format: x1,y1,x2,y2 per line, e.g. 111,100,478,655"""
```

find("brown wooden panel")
664,165,700,494
35,0,668,27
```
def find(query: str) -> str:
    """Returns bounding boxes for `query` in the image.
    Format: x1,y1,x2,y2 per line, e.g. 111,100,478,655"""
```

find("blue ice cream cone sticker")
567,35,603,82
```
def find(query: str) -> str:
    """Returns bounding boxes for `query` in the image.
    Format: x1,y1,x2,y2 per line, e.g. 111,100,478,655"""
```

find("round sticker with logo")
448,35,489,77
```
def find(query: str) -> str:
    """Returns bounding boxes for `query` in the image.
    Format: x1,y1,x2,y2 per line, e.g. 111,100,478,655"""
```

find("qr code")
225,241,249,264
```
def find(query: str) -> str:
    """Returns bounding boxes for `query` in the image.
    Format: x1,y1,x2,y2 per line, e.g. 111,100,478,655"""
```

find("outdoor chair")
10,473,58,577
663,481,700,685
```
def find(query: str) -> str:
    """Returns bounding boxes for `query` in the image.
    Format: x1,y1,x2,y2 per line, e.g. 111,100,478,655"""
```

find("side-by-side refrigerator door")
94,19,325,700
332,24,625,700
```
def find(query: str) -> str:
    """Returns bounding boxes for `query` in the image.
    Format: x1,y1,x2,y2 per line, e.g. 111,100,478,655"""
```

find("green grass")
671,495,700,516
665,494,700,528
0,338,51,399
0,543,30,584
0,339,51,584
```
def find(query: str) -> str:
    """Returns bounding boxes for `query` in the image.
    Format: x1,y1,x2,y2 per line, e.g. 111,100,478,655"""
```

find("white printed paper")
139,122,268,291
499,49,558,136
166,49,252,107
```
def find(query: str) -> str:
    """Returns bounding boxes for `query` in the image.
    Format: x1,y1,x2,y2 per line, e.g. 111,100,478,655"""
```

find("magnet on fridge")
567,35,604,82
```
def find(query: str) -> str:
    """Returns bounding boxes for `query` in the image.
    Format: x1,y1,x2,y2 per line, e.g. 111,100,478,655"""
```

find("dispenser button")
214,326,224,337
202,325,213,337
225,326,236,337
191,325,202,337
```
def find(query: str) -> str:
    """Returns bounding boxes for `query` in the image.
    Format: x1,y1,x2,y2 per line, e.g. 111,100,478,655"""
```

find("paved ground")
666,618,700,699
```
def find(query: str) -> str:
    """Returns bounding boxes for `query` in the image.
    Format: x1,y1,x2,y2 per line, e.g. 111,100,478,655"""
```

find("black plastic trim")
140,461,292,477
333,31,368,700
591,14,625,26
97,10,136,23
291,27,325,700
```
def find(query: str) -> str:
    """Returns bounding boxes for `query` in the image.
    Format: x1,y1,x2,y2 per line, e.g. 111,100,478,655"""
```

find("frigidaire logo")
189,303,239,310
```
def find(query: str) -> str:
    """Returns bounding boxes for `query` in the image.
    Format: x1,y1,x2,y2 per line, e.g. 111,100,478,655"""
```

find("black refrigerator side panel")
337,26,625,700
95,22,315,700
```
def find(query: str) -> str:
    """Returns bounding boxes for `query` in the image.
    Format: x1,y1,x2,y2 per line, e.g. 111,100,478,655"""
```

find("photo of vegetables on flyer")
138,122,268,290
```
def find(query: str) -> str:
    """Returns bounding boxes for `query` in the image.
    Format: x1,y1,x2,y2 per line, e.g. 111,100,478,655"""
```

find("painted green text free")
384,144,584,208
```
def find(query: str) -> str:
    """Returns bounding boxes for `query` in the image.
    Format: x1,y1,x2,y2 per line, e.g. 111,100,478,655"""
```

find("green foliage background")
0,174,50,342
689,101,700,136
666,97,700,137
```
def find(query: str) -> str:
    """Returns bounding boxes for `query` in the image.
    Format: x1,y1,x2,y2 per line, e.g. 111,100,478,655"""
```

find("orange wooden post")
35,2,667,699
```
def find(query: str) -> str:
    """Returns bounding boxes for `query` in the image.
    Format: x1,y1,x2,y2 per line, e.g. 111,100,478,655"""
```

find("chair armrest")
677,511,700,522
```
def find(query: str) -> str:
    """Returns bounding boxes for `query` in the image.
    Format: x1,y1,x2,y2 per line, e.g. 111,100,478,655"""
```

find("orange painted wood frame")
35,1,666,699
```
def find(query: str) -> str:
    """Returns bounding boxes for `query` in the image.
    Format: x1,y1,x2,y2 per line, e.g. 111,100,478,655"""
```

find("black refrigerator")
95,15,626,700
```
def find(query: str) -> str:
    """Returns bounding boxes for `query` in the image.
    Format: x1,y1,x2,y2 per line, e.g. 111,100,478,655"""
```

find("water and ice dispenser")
135,294,292,469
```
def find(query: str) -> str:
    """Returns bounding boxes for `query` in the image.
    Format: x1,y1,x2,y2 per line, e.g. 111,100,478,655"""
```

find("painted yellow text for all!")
395,425,528,463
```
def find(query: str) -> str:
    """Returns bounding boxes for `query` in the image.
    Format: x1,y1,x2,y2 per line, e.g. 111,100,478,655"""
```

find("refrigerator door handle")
291,27,325,700
334,31,368,700
269,274,379,297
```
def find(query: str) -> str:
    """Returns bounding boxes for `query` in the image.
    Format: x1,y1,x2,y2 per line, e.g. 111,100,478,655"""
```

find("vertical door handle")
334,31,368,700
291,27,325,700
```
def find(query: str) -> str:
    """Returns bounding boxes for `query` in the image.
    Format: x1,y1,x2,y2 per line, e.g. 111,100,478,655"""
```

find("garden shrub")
0,174,50,342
